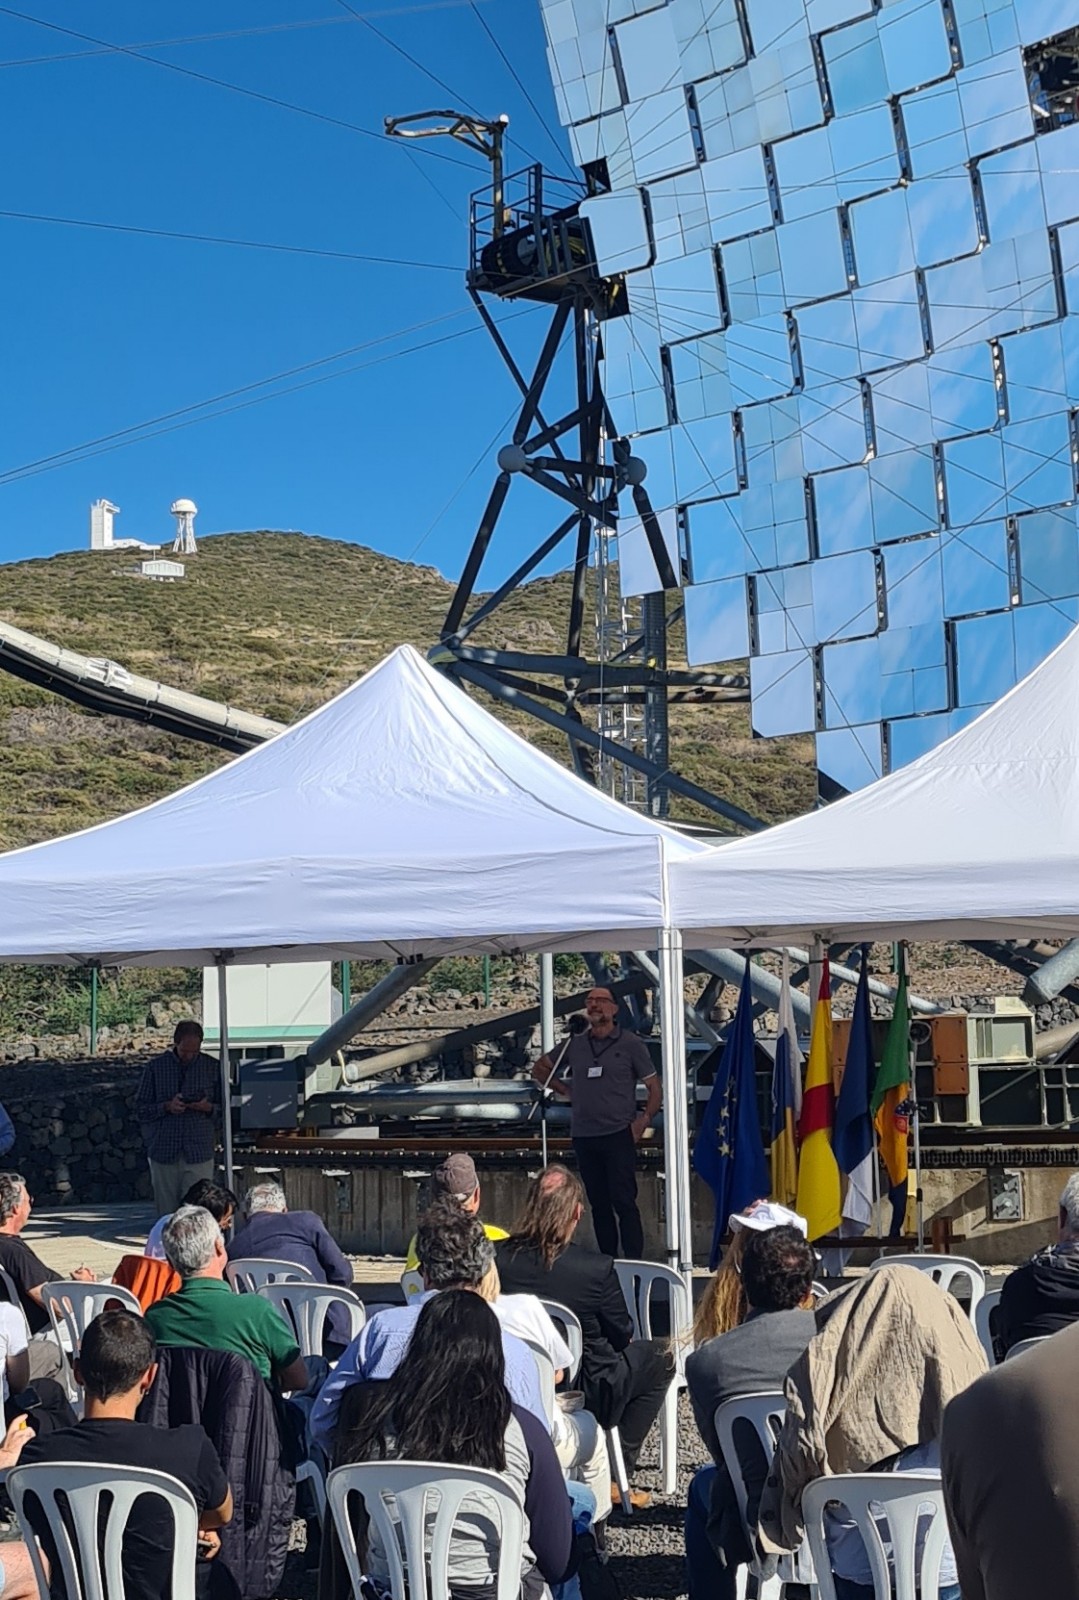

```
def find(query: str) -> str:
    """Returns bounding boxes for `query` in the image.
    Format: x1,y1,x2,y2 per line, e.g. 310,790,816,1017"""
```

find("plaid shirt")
136,1049,220,1164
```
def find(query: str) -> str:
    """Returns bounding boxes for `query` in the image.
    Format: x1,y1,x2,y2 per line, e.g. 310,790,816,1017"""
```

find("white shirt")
0,1300,28,1403
491,1294,572,1372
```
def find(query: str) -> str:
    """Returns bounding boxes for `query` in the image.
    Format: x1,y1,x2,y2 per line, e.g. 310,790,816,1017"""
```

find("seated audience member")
146,1205,309,1391
995,1170,1079,1354
227,1180,353,1350
692,1201,808,1346
145,1180,238,1261
942,1318,1079,1600
404,1154,507,1271
759,1266,986,1600
311,1208,543,1457
328,1290,573,1600
685,1225,817,1600
0,1173,92,1380
20,1309,232,1600
477,1257,612,1524
496,1164,674,1508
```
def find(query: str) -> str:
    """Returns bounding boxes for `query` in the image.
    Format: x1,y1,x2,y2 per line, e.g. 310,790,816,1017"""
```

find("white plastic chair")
256,1282,366,1357
225,1257,315,1293
400,1268,425,1302
539,1299,583,1383
9,1460,199,1600
975,1287,1002,1365
868,1253,986,1317
327,1460,525,1600
801,1472,948,1600
1004,1335,1049,1360
715,1392,815,1597
297,1455,328,1529
540,1298,631,1515
614,1259,691,1494
522,1337,557,1428
40,1282,143,1400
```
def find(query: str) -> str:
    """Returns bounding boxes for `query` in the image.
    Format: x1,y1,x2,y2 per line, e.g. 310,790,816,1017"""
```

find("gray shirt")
563,1025,656,1139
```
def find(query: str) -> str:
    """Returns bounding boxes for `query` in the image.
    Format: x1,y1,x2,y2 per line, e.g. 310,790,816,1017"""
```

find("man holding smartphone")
136,1021,220,1214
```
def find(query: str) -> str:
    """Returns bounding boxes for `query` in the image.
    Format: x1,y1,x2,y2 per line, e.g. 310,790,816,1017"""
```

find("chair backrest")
1004,1335,1049,1360
801,1471,948,1600
868,1253,986,1315
0,1265,23,1315
975,1287,1002,1365
225,1257,316,1293
8,1460,199,1600
327,1460,525,1600
522,1337,557,1425
539,1299,583,1383
400,1268,425,1302
40,1282,143,1358
257,1281,366,1357
715,1391,813,1586
811,1280,830,1302
614,1259,693,1377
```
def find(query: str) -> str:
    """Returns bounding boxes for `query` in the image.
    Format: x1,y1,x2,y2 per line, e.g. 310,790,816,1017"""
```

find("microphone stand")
530,1030,576,1168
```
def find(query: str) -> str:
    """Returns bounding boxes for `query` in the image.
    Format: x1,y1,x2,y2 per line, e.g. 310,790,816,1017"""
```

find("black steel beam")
447,659,767,832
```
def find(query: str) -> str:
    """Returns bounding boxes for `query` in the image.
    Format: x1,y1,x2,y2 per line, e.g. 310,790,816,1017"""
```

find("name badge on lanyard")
587,1065,603,1078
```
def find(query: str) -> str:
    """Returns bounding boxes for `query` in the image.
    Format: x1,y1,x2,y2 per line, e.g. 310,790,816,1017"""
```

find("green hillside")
0,531,815,852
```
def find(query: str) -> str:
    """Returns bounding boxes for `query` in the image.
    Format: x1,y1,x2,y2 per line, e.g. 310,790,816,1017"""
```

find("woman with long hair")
759,1266,987,1600
476,1259,612,1523
692,1203,807,1346
332,1290,573,1600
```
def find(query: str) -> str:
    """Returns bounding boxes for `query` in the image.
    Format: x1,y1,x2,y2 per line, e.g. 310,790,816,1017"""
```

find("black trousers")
614,1339,676,1476
573,1126,644,1258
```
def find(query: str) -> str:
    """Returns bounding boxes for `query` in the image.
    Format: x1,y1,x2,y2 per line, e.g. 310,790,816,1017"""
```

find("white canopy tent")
669,622,1079,946
0,644,701,1273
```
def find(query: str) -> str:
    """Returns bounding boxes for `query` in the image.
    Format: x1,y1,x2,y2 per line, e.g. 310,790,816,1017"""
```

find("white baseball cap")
728,1200,808,1238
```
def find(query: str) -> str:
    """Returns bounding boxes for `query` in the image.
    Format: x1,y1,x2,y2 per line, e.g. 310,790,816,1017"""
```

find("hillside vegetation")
0,531,815,851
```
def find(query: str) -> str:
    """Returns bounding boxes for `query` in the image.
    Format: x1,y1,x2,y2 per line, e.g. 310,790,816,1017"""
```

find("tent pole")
658,926,692,1305
216,959,234,1194
539,954,555,1053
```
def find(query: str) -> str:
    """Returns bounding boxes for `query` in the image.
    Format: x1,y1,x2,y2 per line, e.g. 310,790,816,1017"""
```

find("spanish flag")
873,951,911,1224
770,954,801,1208
795,961,842,1241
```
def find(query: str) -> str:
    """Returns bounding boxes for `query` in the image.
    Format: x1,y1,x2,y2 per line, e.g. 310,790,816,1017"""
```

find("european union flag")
693,962,769,1269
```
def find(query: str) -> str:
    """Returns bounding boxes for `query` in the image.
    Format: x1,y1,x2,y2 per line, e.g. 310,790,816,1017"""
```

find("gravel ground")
274,1393,706,1600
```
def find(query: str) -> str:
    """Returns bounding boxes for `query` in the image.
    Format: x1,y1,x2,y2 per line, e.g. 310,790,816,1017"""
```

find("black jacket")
495,1238,633,1427
997,1240,1079,1352
138,1344,296,1600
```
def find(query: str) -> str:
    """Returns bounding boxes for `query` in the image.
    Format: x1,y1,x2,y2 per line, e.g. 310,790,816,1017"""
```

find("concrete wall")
247,1150,1076,1266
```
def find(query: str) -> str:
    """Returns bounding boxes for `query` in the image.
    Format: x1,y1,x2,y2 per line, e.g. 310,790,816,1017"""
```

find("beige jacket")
759,1264,986,1552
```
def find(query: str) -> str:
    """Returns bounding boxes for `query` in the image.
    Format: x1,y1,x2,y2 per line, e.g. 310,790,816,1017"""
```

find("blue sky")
0,0,577,583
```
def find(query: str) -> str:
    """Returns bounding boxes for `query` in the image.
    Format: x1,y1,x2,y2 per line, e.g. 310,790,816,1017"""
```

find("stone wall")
0,1058,151,1204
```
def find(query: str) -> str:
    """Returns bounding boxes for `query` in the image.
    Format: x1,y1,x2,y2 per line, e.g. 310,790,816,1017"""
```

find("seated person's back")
145,1205,308,1390
997,1172,1079,1351
21,1310,231,1600
403,1154,507,1271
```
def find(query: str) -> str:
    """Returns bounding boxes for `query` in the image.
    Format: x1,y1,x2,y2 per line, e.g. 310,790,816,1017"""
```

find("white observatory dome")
170,498,198,515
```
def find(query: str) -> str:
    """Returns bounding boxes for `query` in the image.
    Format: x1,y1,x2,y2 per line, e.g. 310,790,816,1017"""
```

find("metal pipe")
659,927,694,1288
1023,938,1079,1006
1035,1021,1079,1060
311,1082,570,1121
341,974,651,1082
628,951,721,1045
306,958,440,1068
687,949,813,1026
217,959,234,1194
539,954,555,1054
784,947,943,1016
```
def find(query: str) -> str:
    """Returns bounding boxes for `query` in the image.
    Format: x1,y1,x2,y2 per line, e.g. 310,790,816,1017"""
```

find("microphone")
567,1013,589,1035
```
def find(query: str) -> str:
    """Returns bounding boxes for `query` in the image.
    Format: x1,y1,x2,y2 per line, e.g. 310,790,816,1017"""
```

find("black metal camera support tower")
388,114,758,831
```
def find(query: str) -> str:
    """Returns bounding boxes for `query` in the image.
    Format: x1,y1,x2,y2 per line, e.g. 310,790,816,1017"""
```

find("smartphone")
9,1387,41,1413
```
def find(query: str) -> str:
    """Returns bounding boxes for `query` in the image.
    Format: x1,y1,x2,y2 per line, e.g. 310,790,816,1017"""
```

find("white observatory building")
170,498,198,555
88,499,156,553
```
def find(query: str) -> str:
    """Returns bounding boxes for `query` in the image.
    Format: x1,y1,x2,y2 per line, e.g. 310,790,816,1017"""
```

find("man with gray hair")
309,1207,544,1456
146,1205,310,1391
996,1170,1079,1354
0,1173,93,1379
227,1181,352,1301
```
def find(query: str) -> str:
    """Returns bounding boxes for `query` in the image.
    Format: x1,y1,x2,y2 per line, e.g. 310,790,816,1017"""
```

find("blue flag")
834,946,875,1228
693,962,769,1269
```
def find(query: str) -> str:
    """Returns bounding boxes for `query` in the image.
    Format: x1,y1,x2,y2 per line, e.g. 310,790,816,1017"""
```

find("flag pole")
911,1035,924,1251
